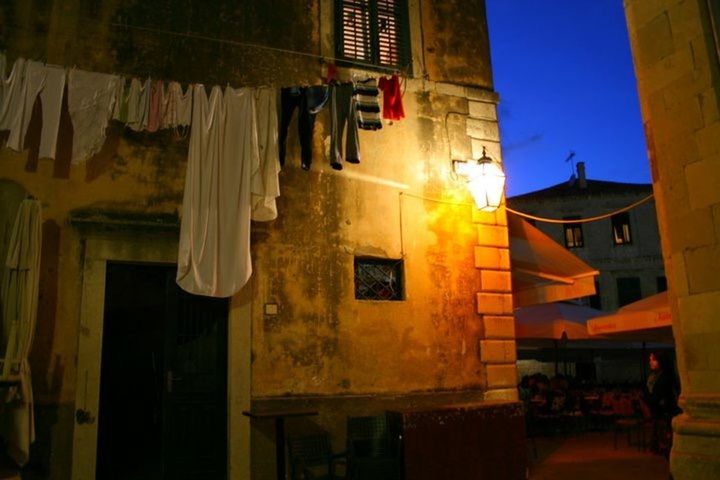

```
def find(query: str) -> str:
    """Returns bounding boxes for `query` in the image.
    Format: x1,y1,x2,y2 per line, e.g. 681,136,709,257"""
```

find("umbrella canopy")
515,302,604,340
0,198,42,466
586,292,673,343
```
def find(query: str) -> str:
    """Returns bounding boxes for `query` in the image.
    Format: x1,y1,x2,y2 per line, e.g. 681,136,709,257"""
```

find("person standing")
645,351,680,456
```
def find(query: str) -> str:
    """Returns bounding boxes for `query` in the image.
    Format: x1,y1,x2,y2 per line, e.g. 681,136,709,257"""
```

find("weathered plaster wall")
0,1,506,478
421,0,494,88
624,0,720,478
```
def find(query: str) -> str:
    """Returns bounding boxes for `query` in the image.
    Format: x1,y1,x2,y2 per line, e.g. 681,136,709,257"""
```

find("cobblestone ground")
529,431,670,480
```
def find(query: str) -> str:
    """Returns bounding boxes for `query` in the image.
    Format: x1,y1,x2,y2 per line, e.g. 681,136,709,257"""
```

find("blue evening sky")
485,0,651,196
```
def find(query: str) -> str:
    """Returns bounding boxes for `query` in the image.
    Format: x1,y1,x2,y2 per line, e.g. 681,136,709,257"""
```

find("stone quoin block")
476,224,509,248
485,363,518,389
479,340,516,363
477,292,513,315
482,315,515,339
468,100,497,120
480,270,512,293
466,118,500,142
474,246,510,270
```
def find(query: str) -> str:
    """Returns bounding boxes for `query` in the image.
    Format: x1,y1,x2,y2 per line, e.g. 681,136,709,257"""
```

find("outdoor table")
242,408,319,480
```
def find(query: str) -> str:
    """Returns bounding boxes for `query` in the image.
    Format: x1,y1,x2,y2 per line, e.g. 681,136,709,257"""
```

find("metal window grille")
354,257,404,300
335,0,411,70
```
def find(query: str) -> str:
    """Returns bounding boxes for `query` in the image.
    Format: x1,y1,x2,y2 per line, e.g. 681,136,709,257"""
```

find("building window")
657,276,667,293
611,212,632,245
335,0,411,70
617,277,641,307
580,280,601,310
563,216,584,248
354,257,404,300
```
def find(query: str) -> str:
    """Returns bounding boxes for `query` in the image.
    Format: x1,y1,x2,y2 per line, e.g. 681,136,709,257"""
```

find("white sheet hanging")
176,85,259,297
251,88,280,221
0,198,41,467
162,81,193,129
67,69,122,164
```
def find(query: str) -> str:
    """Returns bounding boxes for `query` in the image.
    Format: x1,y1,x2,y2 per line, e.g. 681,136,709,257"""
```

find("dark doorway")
97,263,228,480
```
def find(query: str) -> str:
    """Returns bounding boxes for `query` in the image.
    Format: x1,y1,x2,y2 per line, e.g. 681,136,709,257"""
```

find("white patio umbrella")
1,198,42,466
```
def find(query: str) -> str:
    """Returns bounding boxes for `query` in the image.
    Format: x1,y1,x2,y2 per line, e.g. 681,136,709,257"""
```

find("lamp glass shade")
466,159,505,211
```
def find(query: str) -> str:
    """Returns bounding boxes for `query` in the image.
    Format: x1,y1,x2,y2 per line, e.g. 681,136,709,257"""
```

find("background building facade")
508,162,666,312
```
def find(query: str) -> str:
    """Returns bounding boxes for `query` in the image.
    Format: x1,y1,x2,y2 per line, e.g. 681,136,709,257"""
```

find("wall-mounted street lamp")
452,147,506,212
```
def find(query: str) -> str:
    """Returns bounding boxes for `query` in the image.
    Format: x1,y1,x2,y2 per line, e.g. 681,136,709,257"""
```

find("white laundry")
176,85,259,298
251,87,281,222
36,64,66,159
6,61,66,158
0,58,27,133
126,77,150,131
0,53,6,109
67,69,122,164
111,77,126,122
162,81,192,128
6,61,45,152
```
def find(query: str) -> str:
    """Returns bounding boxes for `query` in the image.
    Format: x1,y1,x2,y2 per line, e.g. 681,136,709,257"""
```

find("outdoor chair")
287,433,347,480
346,415,400,480
613,398,652,451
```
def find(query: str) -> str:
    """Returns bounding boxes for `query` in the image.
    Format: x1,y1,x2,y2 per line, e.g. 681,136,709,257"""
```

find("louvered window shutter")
335,0,411,70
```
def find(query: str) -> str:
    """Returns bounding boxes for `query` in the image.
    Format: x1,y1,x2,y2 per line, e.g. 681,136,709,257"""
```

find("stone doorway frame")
70,235,251,480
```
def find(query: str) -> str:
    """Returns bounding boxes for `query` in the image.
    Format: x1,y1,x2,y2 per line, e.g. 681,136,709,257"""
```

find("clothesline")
5,21,418,89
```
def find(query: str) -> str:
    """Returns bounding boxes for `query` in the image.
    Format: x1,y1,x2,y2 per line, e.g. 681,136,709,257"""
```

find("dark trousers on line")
279,87,326,170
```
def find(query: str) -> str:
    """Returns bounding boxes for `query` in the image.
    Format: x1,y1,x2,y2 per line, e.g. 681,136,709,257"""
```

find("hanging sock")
378,74,405,121
67,69,122,164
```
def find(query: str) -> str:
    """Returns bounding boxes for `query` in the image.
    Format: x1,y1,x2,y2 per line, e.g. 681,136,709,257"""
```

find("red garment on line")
378,74,405,121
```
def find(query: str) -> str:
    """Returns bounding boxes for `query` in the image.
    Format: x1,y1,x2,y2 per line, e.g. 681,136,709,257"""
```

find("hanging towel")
146,80,163,132
161,81,193,129
0,58,27,133
126,77,151,131
176,85,260,298
353,78,382,130
111,77,127,123
7,61,66,158
251,88,280,221
67,69,122,164
378,74,405,121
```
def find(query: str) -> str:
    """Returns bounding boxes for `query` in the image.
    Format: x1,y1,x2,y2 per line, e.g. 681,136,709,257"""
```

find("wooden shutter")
336,0,411,69
376,0,410,68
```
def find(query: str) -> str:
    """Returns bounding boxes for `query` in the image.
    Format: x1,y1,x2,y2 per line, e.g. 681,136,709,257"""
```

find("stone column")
465,88,518,401
624,0,720,477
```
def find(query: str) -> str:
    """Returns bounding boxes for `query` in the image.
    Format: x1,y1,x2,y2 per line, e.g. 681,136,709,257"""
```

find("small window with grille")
335,0,411,70
354,257,404,301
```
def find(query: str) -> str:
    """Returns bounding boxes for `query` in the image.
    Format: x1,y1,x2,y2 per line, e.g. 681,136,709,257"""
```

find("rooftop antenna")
565,151,576,178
